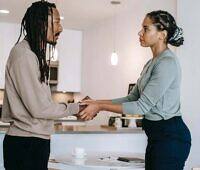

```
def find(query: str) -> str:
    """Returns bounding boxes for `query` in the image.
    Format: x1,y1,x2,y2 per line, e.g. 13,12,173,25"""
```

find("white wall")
57,29,82,92
79,0,177,99
0,23,21,88
0,22,82,92
74,0,177,125
74,0,199,169
177,0,200,169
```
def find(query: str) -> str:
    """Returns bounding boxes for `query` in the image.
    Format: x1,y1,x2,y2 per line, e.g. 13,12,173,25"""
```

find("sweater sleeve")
122,57,177,115
112,83,140,104
9,49,79,119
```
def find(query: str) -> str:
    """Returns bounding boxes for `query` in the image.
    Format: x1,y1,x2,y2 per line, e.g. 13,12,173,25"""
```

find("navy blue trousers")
142,116,191,170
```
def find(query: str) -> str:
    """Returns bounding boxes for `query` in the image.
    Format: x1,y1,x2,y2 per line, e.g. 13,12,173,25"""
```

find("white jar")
128,118,136,128
114,118,122,128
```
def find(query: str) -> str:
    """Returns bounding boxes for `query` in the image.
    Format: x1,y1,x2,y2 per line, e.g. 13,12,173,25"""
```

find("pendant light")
110,1,121,66
0,10,10,14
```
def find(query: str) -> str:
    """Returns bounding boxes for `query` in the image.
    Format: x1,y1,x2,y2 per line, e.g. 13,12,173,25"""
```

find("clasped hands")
76,97,100,121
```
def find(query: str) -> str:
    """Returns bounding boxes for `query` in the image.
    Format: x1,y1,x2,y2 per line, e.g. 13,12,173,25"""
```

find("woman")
78,10,191,170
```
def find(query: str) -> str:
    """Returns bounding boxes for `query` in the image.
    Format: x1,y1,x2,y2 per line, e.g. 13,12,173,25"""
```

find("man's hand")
73,104,87,118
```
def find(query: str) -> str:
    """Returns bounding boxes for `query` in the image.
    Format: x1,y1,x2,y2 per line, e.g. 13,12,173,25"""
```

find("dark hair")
146,10,184,47
16,1,56,83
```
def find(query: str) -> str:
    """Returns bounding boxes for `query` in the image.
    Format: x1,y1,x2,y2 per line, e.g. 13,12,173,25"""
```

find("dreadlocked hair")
16,1,56,83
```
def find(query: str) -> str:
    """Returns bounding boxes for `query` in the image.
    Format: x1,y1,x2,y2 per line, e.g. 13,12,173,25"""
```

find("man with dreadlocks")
1,1,81,170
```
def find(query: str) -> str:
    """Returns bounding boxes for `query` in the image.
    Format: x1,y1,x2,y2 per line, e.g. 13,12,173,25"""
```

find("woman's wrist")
98,103,103,112
98,103,108,112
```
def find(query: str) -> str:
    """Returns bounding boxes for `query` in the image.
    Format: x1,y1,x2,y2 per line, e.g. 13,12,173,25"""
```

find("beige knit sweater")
1,40,79,139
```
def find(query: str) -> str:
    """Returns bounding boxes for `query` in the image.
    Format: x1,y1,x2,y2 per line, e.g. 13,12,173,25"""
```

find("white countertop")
48,152,145,170
0,124,144,134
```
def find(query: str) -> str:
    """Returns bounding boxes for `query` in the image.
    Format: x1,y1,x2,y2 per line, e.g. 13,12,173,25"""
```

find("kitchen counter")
54,124,143,134
0,123,144,134
48,152,145,170
0,124,147,170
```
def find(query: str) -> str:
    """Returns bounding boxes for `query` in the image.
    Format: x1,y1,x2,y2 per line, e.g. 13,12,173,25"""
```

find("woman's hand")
77,102,100,121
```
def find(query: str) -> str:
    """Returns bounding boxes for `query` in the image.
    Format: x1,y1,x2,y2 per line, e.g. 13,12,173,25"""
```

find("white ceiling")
0,0,137,30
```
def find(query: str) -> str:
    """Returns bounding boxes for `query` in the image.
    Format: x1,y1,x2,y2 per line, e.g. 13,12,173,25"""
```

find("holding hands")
77,98,100,121
75,96,122,121
76,96,120,121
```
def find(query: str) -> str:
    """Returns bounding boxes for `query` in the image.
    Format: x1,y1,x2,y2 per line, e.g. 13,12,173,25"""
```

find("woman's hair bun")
146,10,184,47
168,26,184,47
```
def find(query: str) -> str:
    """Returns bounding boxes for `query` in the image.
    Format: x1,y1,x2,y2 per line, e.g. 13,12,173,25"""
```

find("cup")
114,118,122,128
72,147,86,159
128,118,136,128
108,116,116,126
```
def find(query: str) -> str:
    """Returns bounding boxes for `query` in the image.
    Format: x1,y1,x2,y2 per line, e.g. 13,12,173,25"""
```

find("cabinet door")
57,29,82,92
0,23,20,88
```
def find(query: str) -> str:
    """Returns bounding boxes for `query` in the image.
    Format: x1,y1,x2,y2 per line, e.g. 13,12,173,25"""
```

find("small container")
114,118,122,128
72,147,87,159
121,116,143,128
136,119,143,127
128,118,136,128
108,116,121,126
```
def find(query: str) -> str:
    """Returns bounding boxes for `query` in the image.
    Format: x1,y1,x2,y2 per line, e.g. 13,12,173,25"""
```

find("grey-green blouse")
112,49,182,121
